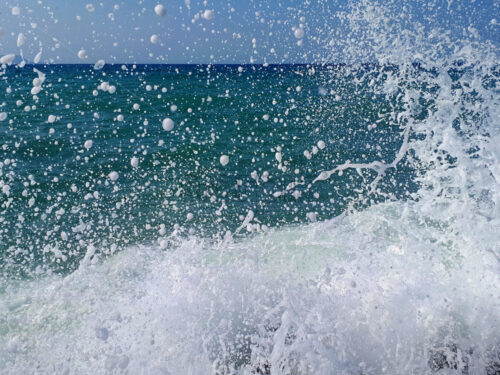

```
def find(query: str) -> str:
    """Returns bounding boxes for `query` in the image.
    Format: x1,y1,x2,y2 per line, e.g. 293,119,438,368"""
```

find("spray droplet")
17,33,25,47
78,49,87,59
34,50,42,64
220,155,229,166
202,10,214,20
154,4,166,17
162,118,174,131
94,59,105,70
294,28,304,39
0,54,16,65
108,171,119,181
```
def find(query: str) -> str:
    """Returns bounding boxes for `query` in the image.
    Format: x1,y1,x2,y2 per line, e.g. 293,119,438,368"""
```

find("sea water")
0,1,499,374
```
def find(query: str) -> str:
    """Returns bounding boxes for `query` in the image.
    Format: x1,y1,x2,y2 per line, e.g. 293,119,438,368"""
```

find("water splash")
1,0,499,374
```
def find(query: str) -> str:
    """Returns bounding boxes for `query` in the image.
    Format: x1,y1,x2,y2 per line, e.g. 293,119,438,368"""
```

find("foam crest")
1,200,499,374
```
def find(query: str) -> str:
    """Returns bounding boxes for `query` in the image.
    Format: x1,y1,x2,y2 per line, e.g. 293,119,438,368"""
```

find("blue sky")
0,0,498,64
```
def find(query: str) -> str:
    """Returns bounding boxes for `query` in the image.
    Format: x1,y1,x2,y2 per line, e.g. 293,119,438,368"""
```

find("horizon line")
3,62,440,68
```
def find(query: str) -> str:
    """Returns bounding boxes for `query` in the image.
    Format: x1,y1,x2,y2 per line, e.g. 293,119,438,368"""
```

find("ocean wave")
1,199,499,374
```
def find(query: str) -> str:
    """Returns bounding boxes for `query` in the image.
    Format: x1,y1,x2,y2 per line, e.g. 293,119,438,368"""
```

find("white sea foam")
0,199,498,374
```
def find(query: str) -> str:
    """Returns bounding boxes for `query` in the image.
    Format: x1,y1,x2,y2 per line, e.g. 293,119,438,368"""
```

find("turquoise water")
1,64,415,276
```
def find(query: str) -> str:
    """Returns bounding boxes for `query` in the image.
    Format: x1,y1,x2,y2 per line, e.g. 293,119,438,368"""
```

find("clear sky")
0,0,498,64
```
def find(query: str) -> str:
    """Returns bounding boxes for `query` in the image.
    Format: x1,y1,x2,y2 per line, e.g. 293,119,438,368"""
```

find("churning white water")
1,198,499,374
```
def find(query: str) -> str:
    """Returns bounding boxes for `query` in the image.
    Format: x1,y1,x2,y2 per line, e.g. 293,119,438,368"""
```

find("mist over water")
1,0,499,374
